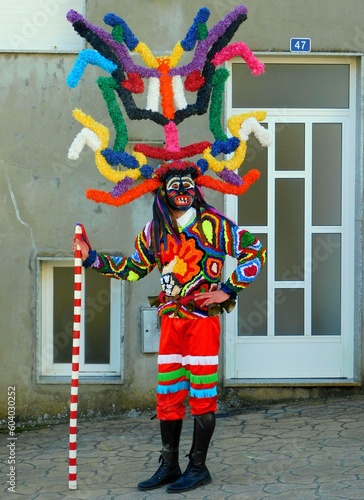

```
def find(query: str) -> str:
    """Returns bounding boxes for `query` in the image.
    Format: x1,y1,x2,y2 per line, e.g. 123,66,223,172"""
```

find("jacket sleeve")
82,224,156,281
220,219,266,296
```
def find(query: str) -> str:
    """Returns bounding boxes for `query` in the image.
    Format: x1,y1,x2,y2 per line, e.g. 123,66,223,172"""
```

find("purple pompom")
109,177,134,198
217,168,244,186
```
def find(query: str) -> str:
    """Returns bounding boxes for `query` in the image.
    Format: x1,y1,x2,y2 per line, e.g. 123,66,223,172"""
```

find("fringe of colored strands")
68,224,83,490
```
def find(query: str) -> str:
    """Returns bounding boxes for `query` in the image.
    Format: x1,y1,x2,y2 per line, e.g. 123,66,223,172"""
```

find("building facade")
1,0,363,421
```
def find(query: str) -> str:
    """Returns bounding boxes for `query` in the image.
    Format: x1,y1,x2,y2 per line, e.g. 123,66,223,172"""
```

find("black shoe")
166,461,211,493
137,456,181,491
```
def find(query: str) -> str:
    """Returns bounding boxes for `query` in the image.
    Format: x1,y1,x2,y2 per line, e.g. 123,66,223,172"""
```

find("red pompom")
134,141,211,160
196,169,261,195
86,179,161,206
122,72,144,93
184,70,205,92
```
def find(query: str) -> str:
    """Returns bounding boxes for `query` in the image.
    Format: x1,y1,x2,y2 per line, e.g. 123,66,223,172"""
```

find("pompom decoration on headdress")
66,5,271,206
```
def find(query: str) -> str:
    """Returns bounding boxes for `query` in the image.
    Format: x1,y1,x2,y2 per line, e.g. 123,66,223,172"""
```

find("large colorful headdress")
66,5,271,206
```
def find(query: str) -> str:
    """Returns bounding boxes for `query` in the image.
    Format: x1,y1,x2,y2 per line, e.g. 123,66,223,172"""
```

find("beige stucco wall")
1,0,363,421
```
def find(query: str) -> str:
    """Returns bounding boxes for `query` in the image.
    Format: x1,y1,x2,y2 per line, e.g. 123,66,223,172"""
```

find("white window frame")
37,257,124,383
223,55,359,383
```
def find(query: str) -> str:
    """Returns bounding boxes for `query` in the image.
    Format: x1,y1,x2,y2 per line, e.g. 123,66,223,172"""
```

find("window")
37,258,124,382
0,0,85,53
232,63,350,109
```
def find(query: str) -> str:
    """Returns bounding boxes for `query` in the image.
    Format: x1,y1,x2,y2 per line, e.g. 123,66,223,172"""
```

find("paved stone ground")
1,396,364,499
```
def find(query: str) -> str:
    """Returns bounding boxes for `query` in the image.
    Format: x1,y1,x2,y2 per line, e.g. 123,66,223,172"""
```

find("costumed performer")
72,159,266,493
67,3,270,493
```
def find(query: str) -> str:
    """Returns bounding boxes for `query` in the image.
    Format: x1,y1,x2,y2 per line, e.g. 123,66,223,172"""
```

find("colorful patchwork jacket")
83,208,266,319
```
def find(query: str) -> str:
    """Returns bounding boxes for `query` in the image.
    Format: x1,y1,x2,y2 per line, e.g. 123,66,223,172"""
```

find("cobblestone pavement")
1,396,364,499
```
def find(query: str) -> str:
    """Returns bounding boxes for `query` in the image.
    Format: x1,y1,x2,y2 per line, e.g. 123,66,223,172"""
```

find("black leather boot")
137,419,183,491
166,412,215,493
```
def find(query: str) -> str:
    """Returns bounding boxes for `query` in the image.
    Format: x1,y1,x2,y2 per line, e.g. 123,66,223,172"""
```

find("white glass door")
225,57,356,380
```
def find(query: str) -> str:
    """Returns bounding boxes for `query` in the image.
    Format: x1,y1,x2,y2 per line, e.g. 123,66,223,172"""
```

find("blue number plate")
290,38,311,52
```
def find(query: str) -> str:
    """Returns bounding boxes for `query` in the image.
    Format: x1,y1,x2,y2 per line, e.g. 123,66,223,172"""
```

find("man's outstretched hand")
72,236,90,261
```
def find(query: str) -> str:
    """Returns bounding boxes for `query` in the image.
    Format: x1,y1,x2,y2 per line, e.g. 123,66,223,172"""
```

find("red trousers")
156,315,221,420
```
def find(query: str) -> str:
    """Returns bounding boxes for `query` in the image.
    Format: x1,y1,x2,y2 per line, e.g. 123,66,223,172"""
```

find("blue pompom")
211,137,240,157
140,164,154,178
102,149,139,168
103,13,139,50
197,159,209,174
181,25,198,51
195,7,210,24
66,49,117,88
181,7,210,51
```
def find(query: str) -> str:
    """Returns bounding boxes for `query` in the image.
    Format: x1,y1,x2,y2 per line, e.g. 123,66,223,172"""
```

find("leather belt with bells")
148,292,236,316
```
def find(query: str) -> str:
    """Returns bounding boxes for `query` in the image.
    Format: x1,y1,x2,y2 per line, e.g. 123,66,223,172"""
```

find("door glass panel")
312,234,341,335
53,267,74,363
275,123,305,171
238,234,267,336
275,179,304,280
85,271,111,364
238,128,268,226
232,63,349,109
312,124,342,226
275,288,304,335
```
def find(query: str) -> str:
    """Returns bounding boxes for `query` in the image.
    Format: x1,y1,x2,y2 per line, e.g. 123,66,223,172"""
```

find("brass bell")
207,303,221,317
185,300,196,312
148,296,160,307
221,299,236,313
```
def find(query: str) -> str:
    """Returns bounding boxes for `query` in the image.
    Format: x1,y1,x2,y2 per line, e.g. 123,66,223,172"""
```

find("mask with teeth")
165,174,195,212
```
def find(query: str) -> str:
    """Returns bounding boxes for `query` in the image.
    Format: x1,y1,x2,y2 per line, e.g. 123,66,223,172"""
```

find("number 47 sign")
290,38,311,52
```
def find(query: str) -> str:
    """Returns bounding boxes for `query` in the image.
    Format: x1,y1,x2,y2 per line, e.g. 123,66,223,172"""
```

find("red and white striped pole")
68,224,83,490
